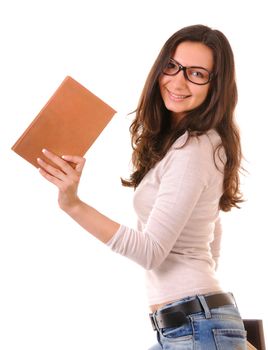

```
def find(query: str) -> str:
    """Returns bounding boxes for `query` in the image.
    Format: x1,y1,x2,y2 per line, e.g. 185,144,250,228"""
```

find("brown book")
11,76,116,168
243,319,266,350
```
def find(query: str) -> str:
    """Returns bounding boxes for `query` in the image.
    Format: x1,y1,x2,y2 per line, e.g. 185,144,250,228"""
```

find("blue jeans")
148,293,247,350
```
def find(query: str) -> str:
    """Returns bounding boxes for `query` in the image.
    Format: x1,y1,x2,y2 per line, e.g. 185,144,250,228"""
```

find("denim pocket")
160,323,193,349
213,328,247,349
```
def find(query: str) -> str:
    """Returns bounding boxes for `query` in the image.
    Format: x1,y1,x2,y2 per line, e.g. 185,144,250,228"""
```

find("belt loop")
197,295,212,319
152,311,161,333
230,292,238,309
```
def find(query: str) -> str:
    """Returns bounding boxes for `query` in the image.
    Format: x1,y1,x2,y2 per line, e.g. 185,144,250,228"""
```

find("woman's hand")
37,149,86,211
37,148,119,243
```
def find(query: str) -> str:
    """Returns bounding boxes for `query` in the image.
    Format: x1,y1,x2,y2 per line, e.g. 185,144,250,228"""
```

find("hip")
149,292,247,350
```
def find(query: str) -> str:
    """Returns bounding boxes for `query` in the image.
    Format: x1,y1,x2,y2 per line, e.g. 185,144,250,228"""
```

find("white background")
0,0,267,349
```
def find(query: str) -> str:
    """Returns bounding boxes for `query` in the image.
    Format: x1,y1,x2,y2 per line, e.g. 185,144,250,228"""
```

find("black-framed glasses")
162,58,213,85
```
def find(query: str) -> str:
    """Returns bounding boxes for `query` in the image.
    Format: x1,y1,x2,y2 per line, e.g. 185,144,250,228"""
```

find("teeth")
169,92,188,99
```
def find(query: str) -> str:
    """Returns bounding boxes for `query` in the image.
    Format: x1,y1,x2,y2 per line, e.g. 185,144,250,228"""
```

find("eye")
162,59,179,75
186,67,210,84
188,69,205,78
166,61,177,69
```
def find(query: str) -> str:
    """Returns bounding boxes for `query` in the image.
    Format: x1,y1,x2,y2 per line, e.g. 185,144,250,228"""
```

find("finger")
61,155,86,173
38,166,64,188
37,157,66,181
42,149,74,175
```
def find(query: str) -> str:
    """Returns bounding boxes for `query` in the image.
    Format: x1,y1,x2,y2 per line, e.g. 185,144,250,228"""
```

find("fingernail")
42,149,47,153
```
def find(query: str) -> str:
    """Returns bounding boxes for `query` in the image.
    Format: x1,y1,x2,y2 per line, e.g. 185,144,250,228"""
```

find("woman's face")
159,41,213,122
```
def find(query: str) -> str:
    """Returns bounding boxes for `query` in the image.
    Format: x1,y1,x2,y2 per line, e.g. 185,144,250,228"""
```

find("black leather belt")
149,292,235,331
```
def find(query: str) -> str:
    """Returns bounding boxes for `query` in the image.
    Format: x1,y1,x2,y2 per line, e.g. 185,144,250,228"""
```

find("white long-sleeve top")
107,129,224,305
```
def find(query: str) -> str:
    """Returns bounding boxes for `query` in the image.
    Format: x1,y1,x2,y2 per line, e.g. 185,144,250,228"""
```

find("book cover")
243,319,266,350
11,76,116,168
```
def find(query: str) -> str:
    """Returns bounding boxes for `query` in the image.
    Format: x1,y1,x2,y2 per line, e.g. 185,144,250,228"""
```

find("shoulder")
172,129,221,151
153,131,212,188
170,129,222,161
160,129,224,180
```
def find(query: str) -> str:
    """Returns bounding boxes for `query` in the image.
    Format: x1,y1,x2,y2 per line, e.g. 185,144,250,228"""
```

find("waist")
150,288,222,313
146,264,221,308
151,299,178,313
149,292,236,331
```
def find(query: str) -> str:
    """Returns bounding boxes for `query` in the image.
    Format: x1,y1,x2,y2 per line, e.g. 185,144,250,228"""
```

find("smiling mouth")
168,90,191,100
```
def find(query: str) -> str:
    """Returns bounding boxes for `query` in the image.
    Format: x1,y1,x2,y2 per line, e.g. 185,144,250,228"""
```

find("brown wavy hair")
122,24,243,212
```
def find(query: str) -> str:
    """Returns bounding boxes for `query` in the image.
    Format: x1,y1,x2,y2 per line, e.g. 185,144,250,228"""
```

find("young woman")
37,25,247,349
